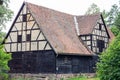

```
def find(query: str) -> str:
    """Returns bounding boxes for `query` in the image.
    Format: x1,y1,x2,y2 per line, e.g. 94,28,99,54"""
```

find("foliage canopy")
0,0,13,29
97,33,120,80
110,26,119,36
85,3,100,15
0,0,12,79
0,45,11,80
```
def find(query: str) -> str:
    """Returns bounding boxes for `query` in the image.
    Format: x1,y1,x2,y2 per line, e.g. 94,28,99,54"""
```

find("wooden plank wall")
56,55,98,73
9,52,98,73
8,50,55,73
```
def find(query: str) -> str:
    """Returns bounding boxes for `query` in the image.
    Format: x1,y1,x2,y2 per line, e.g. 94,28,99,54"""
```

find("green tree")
0,0,13,28
110,26,119,36
85,3,108,24
114,13,120,30
102,10,108,19
0,45,11,80
85,3,100,15
97,33,120,80
0,0,12,79
107,4,119,26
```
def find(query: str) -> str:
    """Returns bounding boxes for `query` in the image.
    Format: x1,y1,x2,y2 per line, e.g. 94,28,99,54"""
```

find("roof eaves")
57,52,95,56
78,37,94,54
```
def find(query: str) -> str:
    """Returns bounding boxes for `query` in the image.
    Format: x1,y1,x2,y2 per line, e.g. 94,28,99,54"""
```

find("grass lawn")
67,76,99,80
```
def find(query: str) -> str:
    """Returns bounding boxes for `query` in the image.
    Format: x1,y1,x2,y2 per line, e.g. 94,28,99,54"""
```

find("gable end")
3,3,54,53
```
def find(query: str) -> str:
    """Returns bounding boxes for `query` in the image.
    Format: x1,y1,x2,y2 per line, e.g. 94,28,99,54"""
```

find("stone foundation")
9,73,96,80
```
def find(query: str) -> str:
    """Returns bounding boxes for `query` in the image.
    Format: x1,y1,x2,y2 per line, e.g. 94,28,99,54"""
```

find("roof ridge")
26,2,74,16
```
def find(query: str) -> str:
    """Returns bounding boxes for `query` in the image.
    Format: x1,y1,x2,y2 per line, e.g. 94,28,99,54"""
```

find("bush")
97,33,120,80
0,45,11,80
110,26,119,36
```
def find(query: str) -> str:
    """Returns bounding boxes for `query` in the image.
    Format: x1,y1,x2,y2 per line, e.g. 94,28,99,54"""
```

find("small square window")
26,34,31,41
17,35,22,43
22,14,27,22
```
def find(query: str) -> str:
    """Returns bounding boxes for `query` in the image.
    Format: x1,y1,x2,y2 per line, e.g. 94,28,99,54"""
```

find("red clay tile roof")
26,2,94,56
77,14,100,35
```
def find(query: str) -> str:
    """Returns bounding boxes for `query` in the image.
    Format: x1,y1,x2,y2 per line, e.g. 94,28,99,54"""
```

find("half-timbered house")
3,2,114,74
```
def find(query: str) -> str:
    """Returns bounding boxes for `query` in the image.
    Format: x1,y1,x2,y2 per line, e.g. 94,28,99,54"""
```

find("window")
97,40,105,52
81,36,85,40
99,23,101,30
17,35,22,43
22,14,27,22
26,34,31,41
86,36,90,40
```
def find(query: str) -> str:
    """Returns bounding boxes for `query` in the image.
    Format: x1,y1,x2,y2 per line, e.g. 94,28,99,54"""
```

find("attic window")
26,34,31,41
99,23,102,30
22,14,27,22
17,35,22,43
